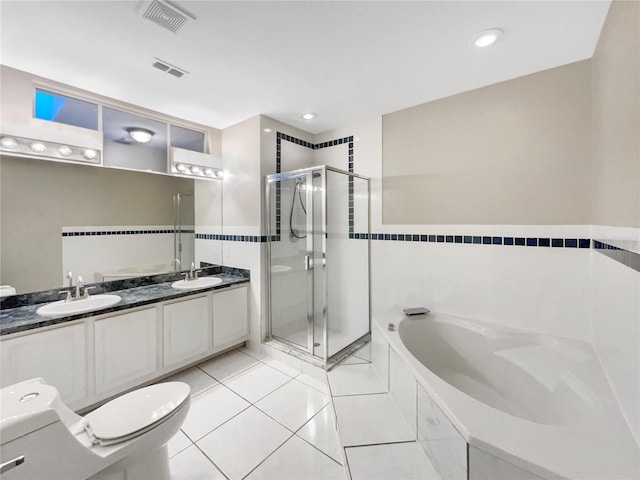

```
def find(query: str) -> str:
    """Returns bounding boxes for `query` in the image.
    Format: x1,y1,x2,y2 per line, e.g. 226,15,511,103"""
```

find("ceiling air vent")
143,0,193,34
153,58,189,78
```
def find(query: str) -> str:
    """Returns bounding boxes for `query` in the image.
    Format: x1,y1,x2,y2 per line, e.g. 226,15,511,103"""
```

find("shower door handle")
304,255,313,271
0,456,25,474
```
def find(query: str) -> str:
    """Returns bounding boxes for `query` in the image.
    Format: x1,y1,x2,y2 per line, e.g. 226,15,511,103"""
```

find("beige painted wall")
591,0,640,228
382,60,592,225
0,155,193,292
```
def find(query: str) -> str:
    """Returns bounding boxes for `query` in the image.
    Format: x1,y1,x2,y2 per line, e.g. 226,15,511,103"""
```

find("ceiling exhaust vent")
153,58,189,78
143,0,193,34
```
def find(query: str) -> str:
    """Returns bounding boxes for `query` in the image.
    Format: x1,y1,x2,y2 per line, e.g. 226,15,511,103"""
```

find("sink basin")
36,294,121,316
171,276,223,290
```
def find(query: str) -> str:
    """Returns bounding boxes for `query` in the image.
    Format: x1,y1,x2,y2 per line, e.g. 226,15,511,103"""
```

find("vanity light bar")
171,162,223,180
0,134,100,164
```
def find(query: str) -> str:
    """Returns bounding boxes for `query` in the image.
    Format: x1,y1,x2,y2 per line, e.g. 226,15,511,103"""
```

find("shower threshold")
263,333,371,371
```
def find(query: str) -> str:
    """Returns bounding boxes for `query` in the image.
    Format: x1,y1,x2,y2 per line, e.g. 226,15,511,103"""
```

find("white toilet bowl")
0,377,190,480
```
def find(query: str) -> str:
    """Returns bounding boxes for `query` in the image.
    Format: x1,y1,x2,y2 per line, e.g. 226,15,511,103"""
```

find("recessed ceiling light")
471,28,504,48
301,113,317,120
262,128,273,133
83,149,97,160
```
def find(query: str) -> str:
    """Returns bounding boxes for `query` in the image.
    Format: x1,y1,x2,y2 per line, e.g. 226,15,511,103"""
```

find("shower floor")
275,324,357,358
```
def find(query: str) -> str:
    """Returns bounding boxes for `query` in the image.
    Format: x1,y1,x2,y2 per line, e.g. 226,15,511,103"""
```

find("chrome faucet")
60,272,90,302
171,258,182,271
75,276,84,299
183,262,200,281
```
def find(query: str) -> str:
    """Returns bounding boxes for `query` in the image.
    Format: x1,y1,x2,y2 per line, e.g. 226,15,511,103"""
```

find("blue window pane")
34,90,66,120
34,89,98,130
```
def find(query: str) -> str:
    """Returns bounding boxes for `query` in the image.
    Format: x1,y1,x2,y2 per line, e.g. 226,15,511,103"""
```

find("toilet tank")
0,378,63,444
0,378,93,480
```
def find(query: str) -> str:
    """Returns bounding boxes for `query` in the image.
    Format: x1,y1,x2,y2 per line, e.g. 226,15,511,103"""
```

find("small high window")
170,124,205,153
34,89,99,130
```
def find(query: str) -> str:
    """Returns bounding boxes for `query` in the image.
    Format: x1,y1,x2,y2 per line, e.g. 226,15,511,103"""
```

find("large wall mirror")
0,155,222,295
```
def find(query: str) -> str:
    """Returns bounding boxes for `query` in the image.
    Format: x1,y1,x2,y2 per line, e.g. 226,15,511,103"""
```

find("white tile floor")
164,343,440,480
163,350,345,480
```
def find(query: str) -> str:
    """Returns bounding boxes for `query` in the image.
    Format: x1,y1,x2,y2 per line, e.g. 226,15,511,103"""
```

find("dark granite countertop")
0,266,249,336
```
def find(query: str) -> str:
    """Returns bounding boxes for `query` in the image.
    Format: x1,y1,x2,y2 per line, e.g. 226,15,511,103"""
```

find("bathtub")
95,263,174,282
374,310,639,479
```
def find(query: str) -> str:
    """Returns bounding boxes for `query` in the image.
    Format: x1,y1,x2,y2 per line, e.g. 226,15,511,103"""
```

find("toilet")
0,377,190,480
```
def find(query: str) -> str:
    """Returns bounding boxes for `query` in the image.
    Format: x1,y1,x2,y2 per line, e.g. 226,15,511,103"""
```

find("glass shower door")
267,172,315,353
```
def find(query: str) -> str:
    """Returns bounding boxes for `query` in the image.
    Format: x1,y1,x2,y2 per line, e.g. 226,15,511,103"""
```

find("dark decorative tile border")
594,240,640,272
275,132,354,235
196,233,273,243
62,229,194,237
353,233,592,249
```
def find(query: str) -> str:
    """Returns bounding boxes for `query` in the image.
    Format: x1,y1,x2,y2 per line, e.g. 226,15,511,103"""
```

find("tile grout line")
292,403,344,466
343,439,420,450
192,441,232,480
326,363,353,480
240,430,297,480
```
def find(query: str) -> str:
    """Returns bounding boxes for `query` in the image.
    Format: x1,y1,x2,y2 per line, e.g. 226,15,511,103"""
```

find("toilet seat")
84,382,190,446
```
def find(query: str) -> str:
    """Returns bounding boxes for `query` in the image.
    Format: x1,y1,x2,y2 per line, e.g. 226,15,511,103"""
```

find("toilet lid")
85,382,190,442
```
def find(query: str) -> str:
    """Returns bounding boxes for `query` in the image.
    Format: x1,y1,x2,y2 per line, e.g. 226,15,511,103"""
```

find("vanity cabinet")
0,323,87,405
0,284,249,410
213,286,248,349
94,308,158,394
163,295,210,367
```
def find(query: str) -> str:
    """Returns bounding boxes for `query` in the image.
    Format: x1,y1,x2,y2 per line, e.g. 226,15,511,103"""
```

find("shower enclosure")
265,166,370,367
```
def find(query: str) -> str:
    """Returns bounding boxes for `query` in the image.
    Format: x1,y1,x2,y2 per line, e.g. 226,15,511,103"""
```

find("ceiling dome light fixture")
126,127,155,144
471,28,504,48
301,112,317,120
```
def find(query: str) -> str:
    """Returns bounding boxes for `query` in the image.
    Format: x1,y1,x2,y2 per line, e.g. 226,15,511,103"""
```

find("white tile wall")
416,383,467,480
389,348,417,437
591,246,640,445
468,446,545,480
62,225,176,284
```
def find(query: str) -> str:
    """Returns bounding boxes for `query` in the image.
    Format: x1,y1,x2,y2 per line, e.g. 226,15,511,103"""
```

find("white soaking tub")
95,263,174,282
375,310,639,479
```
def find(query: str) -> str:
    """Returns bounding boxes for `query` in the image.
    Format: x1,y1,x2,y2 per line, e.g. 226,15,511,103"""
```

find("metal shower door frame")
265,169,316,355
265,165,371,364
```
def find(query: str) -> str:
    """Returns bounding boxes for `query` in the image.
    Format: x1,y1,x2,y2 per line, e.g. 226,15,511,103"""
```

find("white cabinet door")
94,308,157,394
163,296,210,367
213,286,248,349
0,323,87,405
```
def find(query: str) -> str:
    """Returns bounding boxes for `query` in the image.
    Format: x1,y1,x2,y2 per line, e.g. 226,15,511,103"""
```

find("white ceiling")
0,1,610,134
